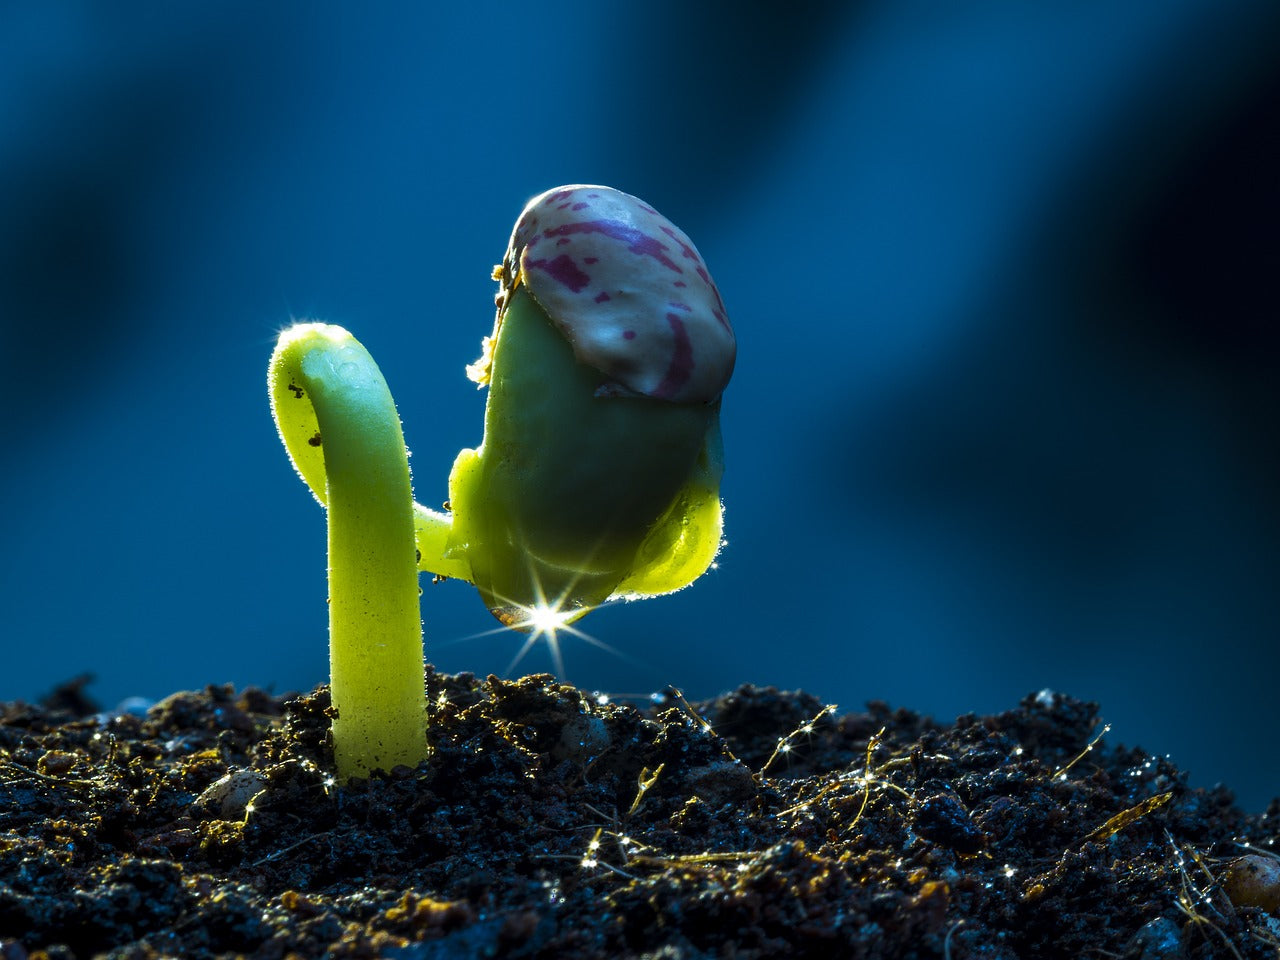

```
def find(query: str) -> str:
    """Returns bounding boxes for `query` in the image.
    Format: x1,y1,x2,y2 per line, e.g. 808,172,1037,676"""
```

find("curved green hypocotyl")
269,324,428,780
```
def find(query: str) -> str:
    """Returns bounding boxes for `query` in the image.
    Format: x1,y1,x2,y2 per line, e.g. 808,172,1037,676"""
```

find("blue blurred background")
2,3,1277,808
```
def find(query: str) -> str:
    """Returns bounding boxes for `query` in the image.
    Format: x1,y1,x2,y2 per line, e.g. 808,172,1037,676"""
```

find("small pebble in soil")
1221,853,1280,914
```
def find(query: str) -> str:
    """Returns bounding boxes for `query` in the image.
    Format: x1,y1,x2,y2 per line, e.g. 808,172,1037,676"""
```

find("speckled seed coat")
495,185,735,405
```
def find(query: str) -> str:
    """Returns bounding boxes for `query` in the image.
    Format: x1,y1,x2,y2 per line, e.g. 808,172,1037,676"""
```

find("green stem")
268,323,427,779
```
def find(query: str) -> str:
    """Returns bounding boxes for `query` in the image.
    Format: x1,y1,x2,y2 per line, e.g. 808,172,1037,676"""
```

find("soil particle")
0,677,1276,959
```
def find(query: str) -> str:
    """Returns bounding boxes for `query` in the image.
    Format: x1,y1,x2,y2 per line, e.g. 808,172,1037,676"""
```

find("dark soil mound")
1,673,1277,958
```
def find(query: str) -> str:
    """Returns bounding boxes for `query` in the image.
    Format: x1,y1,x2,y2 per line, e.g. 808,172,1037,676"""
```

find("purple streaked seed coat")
491,184,735,404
